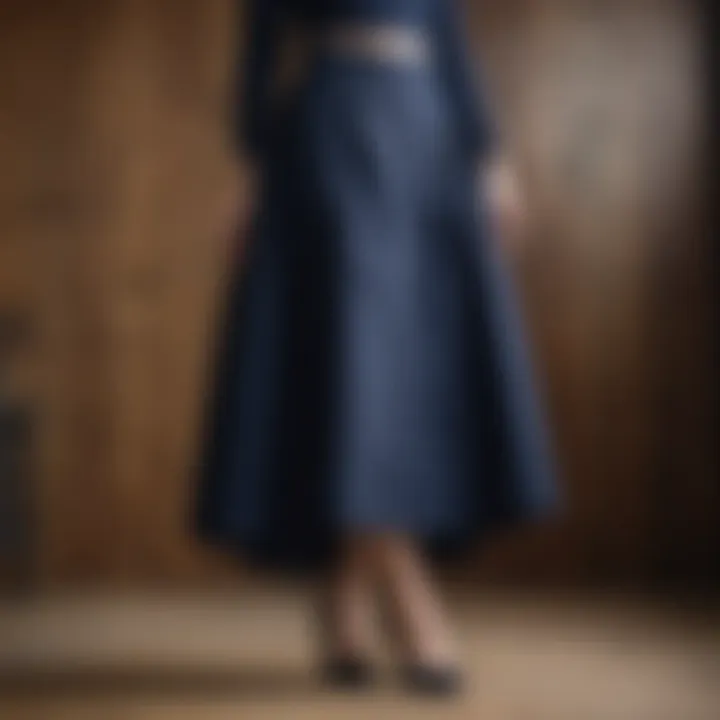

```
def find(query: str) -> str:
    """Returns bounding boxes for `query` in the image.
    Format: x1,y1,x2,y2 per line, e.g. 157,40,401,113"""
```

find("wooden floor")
1,589,718,719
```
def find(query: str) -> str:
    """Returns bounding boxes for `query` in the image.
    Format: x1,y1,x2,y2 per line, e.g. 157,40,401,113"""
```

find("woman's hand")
481,155,528,256
216,157,262,257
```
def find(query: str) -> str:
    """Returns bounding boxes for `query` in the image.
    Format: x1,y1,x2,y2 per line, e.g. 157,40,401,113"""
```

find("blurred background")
0,0,717,717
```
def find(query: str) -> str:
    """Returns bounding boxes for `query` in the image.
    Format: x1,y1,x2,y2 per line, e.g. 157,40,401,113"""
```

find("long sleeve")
233,0,284,159
434,1,498,161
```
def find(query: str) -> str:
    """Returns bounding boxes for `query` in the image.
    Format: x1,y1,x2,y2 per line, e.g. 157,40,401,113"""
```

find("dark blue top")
237,0,497,161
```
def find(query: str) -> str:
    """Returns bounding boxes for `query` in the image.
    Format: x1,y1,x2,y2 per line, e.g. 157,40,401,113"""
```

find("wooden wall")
0,0,715,590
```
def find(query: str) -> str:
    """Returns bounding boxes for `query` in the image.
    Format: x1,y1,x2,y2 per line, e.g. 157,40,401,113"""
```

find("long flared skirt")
196,57,558,572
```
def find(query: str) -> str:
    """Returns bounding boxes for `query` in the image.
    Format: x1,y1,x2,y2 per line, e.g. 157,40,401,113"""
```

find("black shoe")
321,657,374,689
313,588,374,689
402,664,463,697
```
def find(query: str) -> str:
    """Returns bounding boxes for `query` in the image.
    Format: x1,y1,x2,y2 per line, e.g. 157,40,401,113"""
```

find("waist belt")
319,24,433,65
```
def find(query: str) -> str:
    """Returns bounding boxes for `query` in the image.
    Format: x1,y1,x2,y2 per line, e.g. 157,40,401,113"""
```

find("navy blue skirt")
196,55,558,572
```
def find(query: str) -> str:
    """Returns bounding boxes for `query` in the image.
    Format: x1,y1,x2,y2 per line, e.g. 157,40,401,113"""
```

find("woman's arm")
233,0,284,160
434,1,498,163
218,2,283,252
436,3,527,251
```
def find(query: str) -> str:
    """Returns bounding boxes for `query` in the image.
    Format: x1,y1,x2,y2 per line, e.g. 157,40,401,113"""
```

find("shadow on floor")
0,664,334,701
